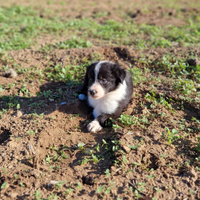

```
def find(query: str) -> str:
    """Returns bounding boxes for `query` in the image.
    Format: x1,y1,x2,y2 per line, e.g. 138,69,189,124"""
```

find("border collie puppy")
79,61,133,132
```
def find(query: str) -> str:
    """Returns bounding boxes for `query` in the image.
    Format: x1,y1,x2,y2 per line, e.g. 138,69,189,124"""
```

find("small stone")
127,132,133,135
28,144,35,155
189,168,197,178
15,156,19,160
122,145,130,153
19,92,23,97
185,122,189,127
84,148,91,155
10,192,18,198
187,58,200,67
142,107,148,114
164,172,169,179
179,193,183,197
171,41,179,46
16,110,23,117
5,68,17,78
47,180,59,187
181,8,188,12
117,168,123,175
153,134,161,140
6,191,18,198
25,182,31,188
82,175,94,185
111,166,116,173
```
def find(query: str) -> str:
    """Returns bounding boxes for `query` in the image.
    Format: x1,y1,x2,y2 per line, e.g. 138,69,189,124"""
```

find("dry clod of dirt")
6,191,18,198
19,91,24,97
142,107,148,114
82,175,95,185
47,180,59,187
153,134,161,141
28,144,35,155
15,110,23,117
189,168,197,179
187,58,200,66
4,68,18,78
122,145,131,153
84,148,91,155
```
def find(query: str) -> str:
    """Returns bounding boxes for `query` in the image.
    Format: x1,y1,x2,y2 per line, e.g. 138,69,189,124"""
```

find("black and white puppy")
79,61,133,132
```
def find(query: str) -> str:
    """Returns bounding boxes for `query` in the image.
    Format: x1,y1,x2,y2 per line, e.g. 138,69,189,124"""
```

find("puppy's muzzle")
89,89,97,96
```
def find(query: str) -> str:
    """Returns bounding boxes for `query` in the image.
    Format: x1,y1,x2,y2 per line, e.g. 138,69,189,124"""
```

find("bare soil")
1,0,200,26
0,1,200,200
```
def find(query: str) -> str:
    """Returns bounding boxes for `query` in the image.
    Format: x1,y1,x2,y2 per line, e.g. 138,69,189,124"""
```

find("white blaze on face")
88,61,106,99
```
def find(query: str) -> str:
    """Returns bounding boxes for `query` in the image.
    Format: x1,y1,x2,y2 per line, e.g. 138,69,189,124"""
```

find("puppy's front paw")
87,120,102,133
78,94,87,101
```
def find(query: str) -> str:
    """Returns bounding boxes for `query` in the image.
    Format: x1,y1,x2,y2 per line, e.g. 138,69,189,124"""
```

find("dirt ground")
1,0,200,26
0,0,200,200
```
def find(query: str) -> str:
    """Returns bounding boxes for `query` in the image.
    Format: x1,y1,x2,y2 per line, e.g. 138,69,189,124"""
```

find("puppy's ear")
113,64,126,83
80,62,97,93
86,62,97,74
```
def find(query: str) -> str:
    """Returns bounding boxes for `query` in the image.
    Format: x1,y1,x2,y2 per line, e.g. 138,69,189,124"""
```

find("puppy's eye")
100,79,107,84
89,78,93,82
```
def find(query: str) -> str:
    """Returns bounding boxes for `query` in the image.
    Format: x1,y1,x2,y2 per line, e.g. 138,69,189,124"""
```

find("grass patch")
44,62,89,83
0,5,67,51
40,37,93,52
0,5,200,52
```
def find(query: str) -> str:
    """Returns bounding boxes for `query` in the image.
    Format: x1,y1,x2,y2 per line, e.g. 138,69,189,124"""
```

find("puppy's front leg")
87,114,113,133
87,119,102,133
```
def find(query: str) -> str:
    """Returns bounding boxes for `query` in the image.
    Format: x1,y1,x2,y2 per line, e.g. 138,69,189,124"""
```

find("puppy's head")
86,61,126,99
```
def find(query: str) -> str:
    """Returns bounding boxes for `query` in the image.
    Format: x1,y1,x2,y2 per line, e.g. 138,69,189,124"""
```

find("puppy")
79,61,133,132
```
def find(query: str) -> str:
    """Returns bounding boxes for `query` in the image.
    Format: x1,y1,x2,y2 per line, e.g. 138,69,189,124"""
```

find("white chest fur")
88,81,127,118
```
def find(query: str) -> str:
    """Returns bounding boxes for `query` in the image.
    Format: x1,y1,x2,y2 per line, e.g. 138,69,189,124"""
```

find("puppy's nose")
89,89,97,96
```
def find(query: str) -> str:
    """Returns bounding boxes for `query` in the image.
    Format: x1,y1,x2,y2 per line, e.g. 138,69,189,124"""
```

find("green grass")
0,5,200,52
135,54,200,102
162,128,181,145
44,62,89,83
0,6,66,51
59,18,200,48
40,37,93,52
129,67,147,85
